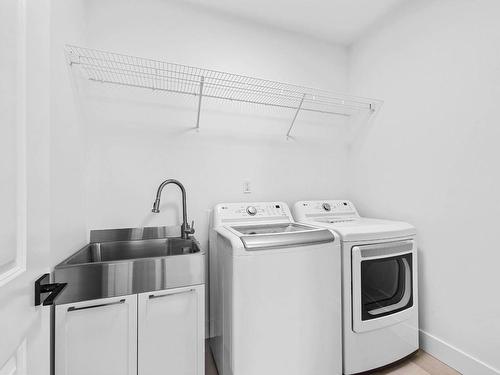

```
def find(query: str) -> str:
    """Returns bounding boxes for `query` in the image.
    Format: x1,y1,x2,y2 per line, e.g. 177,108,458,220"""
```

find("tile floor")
205,343,461,375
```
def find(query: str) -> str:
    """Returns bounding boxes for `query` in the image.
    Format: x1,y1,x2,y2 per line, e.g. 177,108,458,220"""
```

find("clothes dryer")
293,200,418,374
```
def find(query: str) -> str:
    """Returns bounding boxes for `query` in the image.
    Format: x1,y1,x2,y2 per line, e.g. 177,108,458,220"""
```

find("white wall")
77,0,351,249
348,1,500,373
49,0,88,265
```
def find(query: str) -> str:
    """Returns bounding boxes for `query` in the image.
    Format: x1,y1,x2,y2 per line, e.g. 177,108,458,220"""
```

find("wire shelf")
65,45,381,137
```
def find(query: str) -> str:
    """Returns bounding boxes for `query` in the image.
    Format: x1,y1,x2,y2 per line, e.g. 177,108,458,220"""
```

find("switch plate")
243,180,251,194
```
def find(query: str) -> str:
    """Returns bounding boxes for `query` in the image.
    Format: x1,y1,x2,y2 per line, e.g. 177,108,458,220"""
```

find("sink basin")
54,226,205,305
63,238,200,265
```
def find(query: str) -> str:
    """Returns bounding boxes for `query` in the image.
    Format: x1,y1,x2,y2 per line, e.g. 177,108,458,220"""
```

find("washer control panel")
293,200,359,221
215,202,291,224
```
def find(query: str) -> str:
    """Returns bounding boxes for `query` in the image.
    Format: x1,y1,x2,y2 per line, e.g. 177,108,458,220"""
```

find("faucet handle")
187,220,195,235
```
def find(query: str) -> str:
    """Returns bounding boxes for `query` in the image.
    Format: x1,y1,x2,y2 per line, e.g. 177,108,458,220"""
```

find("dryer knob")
322,203,331,211
246,206,257,216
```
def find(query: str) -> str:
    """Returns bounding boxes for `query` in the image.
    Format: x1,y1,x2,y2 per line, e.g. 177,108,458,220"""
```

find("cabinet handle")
67,299,126,312
149,289,194,300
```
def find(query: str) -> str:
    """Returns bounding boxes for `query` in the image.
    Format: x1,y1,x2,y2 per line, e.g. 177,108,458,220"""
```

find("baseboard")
420,329,499,375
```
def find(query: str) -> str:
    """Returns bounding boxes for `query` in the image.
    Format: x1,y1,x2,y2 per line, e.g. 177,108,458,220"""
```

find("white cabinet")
138,285,205,375
54,286,204,375
54,294,138,375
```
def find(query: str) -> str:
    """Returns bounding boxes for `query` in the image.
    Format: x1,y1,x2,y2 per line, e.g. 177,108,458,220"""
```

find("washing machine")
209,202,342,375
293,200,418,375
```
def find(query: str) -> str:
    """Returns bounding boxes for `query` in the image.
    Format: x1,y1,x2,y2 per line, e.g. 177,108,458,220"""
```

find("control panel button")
246,206,257,216
322,203,331,211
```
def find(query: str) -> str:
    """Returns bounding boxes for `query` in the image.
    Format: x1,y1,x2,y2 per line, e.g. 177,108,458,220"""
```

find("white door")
0,1,52,374
138,285,205,375
54,295,138,375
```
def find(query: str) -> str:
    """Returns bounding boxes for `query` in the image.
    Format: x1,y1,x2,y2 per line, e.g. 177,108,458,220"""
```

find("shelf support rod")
286,93,306,139
196,76,205,131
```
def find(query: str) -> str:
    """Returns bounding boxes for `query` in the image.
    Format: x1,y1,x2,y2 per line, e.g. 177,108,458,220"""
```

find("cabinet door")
54,295,137,375
138,285,205,375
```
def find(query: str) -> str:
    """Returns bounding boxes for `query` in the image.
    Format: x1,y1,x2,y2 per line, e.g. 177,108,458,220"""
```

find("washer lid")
311,217,415,242
228,223,335,250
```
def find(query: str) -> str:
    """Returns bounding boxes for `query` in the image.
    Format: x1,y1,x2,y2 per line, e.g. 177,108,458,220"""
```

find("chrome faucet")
152,179,195,239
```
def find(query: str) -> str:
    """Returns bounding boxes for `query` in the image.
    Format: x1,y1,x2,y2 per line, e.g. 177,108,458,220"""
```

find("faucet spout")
152,198,161,213
151,179,194,239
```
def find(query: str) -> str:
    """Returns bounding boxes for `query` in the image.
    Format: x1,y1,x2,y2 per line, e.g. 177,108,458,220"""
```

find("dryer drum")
360,253,413,321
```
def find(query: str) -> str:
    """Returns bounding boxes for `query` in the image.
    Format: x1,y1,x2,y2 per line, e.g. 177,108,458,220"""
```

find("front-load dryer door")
351,240,417,333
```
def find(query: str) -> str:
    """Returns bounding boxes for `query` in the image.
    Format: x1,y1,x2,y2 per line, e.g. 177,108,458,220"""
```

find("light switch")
243,180,251,194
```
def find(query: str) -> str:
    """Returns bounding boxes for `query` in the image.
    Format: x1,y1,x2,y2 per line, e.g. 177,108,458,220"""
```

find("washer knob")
246,206,257,216
322,203,331,211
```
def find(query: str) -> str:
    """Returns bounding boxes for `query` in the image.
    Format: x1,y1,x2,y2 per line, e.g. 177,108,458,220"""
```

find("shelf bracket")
195,76,205,131
286,93,306,139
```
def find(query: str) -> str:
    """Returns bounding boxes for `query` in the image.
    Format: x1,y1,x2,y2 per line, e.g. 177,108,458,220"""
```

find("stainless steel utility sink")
62,238,200,265
53,226,205,305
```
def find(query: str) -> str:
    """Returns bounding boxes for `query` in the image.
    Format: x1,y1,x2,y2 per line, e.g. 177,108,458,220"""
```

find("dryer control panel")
293,200,360,222
214,202,292,226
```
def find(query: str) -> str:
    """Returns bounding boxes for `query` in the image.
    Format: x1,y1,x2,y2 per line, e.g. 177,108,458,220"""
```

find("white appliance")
293,200,418,375
209,202,342,375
